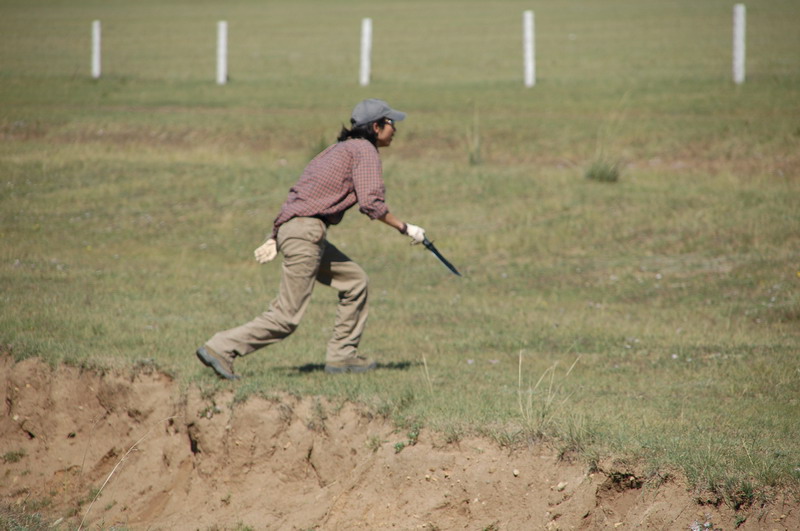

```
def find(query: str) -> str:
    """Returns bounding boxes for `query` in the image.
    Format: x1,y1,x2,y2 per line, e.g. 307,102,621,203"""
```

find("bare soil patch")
1,356,797,530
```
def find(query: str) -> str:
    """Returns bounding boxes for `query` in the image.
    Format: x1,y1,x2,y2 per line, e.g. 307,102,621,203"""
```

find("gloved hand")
254,238,278,264
403,223,426,245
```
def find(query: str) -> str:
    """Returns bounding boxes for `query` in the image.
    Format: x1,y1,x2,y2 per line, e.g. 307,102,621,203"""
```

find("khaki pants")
206,217,369,363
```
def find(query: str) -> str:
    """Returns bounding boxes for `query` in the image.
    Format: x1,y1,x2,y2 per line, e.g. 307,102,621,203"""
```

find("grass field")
2,0,799,509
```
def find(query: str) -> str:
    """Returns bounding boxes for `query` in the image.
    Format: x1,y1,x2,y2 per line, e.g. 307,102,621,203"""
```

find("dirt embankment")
1,356,796,530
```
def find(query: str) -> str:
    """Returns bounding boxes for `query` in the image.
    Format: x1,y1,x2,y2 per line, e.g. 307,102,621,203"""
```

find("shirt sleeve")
351,142,389,220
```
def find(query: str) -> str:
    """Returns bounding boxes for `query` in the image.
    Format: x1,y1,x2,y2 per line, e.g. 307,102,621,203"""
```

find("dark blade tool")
422,237,462,276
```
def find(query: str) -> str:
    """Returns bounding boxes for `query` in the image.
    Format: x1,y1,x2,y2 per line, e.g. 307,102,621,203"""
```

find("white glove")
254,238,278,264
403,223,426,245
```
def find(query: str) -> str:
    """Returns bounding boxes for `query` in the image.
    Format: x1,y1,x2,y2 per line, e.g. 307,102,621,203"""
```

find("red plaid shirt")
271,139,389,238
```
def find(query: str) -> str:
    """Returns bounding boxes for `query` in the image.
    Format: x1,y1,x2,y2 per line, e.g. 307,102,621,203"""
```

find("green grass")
2,0,799,509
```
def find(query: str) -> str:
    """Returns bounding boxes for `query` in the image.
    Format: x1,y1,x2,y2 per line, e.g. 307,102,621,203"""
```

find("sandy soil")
1,355,797,530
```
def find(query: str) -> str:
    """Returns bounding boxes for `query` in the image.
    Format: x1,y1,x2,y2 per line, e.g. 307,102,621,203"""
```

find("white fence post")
91,20,101,79
217,21,228,85
733,4,746,84
359,18,372,86
523,10,535,87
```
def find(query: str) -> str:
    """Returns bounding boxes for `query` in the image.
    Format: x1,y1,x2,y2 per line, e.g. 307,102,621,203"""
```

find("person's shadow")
295,361,416,373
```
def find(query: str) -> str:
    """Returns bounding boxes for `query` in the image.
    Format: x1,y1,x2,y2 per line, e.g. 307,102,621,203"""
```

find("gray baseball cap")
351,98,406,127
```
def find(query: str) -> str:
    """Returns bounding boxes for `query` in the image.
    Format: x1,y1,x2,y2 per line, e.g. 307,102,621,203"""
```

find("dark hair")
337,118,390,146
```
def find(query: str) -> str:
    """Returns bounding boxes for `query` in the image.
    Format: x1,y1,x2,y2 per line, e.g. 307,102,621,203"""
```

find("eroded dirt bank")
1,356,797,530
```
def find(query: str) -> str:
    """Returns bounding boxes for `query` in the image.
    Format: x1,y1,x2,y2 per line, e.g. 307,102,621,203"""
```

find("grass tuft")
0,504,53,531
585,159,621,182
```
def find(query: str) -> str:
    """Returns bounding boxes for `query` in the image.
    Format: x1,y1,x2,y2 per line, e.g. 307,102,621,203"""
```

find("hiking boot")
196,345,240,380
324,356,377,374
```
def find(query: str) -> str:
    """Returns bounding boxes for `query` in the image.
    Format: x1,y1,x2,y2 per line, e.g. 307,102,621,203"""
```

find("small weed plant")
689,515,722,531
2,450,25,464
585,159,620,182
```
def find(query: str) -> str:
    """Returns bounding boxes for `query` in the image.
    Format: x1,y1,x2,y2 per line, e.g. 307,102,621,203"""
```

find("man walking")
197,99,426,379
